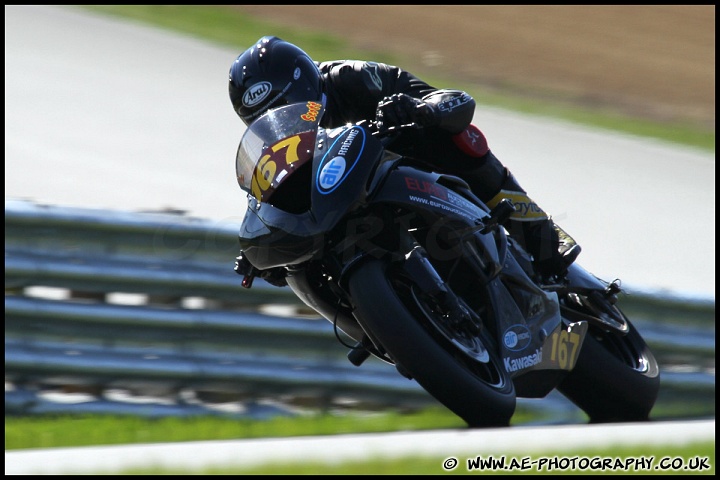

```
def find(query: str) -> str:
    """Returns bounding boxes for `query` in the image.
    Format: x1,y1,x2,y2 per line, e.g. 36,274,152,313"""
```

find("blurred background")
4,5,715,471
234,5,714,130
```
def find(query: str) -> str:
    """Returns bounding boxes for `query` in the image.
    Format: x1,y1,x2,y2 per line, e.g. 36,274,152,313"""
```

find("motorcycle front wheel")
348,258,516,428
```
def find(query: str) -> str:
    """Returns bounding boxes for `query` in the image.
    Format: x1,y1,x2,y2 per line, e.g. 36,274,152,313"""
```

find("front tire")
348,259,516,427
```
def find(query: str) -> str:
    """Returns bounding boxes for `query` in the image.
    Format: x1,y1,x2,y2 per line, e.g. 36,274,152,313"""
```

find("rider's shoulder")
319,59,395,74
321,60,397,95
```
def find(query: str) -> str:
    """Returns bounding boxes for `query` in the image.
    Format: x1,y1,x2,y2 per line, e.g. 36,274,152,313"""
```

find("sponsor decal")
404,177,449,201
293,66,301,80
467,128,482,145
246,82,293,121
502,324,532,351
363,62,383,91
488,190,547,220
242,81,272,107
301,101,322,122
437,92,472,113
317,127,363,194
319,157,346,190
504,348,543,372
403,176,482,221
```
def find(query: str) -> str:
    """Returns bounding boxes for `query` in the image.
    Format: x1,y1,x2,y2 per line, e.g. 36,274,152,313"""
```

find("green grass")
74,5,714,152
3,408,459,450
4,405,561,450
118,441,716,475
6,394,714,452
76,5,400,68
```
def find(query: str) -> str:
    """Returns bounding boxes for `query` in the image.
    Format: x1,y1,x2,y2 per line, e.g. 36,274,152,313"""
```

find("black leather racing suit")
317,60,570,276
318,60,504,191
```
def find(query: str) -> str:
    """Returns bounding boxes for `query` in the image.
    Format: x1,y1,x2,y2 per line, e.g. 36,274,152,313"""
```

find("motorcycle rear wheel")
348,258,516,427
557,299,660,423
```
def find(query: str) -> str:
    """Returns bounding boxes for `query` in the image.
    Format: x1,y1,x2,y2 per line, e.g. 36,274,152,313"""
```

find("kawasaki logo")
504,348,542,372
242,81,272,107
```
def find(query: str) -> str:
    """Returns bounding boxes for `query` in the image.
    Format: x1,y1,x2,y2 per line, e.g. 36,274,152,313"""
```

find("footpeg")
347,343,371,366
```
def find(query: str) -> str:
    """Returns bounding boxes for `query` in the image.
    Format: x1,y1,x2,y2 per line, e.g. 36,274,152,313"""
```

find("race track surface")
4,6,715,300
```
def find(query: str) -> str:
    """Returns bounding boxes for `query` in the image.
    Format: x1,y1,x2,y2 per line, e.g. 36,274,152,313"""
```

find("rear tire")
557,310,660,423
348,259,516,427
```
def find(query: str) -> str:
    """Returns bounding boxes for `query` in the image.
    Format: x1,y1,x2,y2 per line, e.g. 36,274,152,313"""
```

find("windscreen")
235,101,324,201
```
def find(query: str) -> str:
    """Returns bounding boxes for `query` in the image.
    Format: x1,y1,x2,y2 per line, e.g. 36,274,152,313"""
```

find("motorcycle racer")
228,35,581,285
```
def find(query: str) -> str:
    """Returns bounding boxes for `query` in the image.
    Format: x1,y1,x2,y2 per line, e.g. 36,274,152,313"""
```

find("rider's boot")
486,181,581,281
504,214,581,282
554,222,582,271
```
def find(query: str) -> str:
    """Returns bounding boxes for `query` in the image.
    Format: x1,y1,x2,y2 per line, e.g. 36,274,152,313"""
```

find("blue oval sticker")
316,127,364,194
503,324,532,351
319,156,346,190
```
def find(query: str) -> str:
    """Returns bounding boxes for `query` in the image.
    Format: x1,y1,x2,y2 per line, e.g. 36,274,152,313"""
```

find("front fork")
340,227,487,367
340,203,511,366
401,243,483,335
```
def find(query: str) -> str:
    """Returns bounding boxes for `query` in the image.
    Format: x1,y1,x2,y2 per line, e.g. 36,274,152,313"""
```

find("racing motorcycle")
233,100,660,427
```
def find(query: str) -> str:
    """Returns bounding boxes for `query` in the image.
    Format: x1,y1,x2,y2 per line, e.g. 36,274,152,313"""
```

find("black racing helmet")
229,36,323,125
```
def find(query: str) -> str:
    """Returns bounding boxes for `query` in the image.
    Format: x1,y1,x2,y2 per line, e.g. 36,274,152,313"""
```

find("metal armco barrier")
5,199,433,418
4,199,715,419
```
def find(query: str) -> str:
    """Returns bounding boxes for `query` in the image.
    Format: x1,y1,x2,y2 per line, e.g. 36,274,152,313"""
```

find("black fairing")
239,124,383,270
239,119,570,385
233,102,658,423
238,201,322,269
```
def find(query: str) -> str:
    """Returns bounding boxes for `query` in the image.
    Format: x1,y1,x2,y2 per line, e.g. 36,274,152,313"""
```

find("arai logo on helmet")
242,81,272,107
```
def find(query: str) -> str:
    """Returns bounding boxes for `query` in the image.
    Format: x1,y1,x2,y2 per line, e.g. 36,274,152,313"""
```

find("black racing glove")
376,93,440,131
234,253,288,288
259,268,288,288
234,253,255,277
